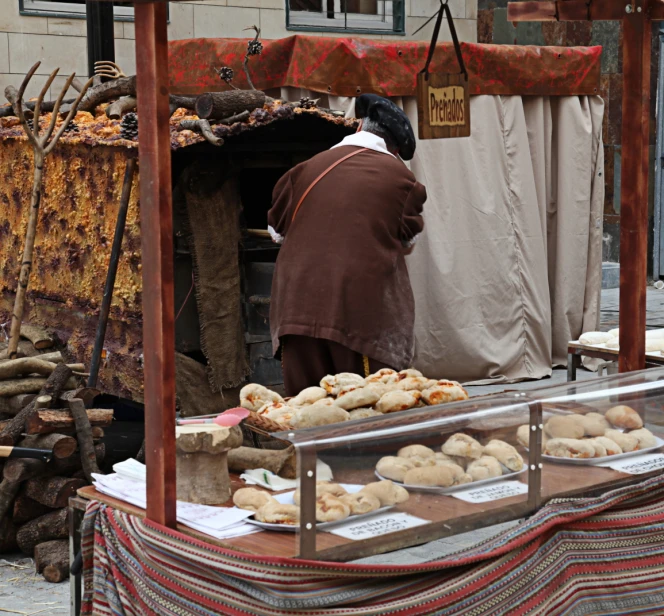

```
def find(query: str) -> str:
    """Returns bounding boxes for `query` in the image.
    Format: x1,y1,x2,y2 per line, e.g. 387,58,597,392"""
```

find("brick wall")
0,0,477,99
478,3,660,267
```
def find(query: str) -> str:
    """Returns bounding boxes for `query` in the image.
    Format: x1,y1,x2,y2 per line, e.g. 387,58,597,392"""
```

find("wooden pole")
134,1,176,528
618,7,651,373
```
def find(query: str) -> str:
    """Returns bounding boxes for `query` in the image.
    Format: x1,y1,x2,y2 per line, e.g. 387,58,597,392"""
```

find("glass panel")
287,0,404,33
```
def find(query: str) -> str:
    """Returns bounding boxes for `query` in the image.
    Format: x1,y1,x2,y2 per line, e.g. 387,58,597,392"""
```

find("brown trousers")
280,335,392,397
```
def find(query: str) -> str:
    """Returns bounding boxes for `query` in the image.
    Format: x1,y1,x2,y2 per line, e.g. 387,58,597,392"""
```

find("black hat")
355,94,416,161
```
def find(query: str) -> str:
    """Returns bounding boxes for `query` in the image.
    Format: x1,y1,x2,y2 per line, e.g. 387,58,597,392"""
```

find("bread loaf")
604,429,640,452
544,438,595,459
605,405,643,430
335,387,381,410
579,412,611,437
376,456,415,482
375,390,421,413
403,466,456,487
255,503,300,525
233,488,277,512
288,387,328,407
482,440,523,472
466,456,503,481
316,494,350,522
240,384,284,412
340,492,381,515
545,416,584,439
442,433,483,459
360,480,409,506
628,428,657,449
289,405,349,429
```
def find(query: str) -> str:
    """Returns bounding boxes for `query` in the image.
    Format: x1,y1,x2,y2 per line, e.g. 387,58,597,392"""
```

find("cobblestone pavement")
1,288,661,614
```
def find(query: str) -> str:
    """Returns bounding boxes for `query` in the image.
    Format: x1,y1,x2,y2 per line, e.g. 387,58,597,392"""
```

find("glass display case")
264,367,664,560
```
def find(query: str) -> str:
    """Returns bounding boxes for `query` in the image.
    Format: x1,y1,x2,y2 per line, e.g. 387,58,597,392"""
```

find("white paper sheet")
448,481,529,504
595,453,664,475
327,512,430,540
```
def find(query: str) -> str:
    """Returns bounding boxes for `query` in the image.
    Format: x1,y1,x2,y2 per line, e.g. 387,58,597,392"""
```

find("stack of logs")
0,326,113,582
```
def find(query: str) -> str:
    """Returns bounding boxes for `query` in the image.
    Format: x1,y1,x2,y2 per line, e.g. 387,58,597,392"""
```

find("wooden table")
567,342,664,381
73,460,661,562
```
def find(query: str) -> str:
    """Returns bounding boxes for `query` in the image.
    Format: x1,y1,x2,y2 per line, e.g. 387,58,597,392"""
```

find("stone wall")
478,4,660,267
0,0,477,99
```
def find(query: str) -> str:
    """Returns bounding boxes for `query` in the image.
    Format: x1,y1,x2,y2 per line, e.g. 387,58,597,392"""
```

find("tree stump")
175,424,242,505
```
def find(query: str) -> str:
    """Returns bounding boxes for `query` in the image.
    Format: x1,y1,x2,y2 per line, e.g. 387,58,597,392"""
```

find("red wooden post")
134,1,177,527
618,8,650,373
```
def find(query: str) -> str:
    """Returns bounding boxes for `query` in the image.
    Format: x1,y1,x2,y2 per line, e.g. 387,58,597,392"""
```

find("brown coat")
268,145,427,369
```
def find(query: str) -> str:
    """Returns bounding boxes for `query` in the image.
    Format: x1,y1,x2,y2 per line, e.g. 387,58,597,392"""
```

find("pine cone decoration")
247,39,263,56
25,118,34,132
299,97,316,110
120,112,139,140
63,122,79,133
217,66,234,83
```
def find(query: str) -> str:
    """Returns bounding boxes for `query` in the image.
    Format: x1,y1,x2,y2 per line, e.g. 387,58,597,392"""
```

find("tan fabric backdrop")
274,89,605,384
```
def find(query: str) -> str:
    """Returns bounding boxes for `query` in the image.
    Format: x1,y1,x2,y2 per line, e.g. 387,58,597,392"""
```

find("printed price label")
449,481,529,504
597,453,664,475
327,512,430,541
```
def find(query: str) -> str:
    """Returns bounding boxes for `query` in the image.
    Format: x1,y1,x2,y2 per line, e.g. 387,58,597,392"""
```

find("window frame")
19,0,136,22
285,0,405,35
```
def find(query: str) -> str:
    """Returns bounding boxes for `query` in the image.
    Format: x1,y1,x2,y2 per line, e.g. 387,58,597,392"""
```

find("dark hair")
362,118,399,153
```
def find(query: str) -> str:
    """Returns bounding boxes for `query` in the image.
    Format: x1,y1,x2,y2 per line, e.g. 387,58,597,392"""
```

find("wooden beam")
619,11,651,372
507,0,628,22
134,1,177,528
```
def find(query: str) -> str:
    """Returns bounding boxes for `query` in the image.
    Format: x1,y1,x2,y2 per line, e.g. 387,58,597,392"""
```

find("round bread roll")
364,383,390,398
289,405,350,429
233,488,277,512
255,503,300,525
320,373,365,396
288,387,328,407
403,465,456,487
457,473,473,485
365,369,400,385
422,384,469,406
580,412,611,437
293,482,347,505
516,424,549,451
482,439,524,472
435,452,468,469
240,384,284,412
316,494,350,523
349,408,383,420
398,369,424,379
360,480,409,506
258,402,296,427
431,460,465,482
397,444,435,459
442,433,483,460
376,456,415,482
335,387,381,410
592,436,622,456
586,438,607,458
606,339,620,349
409,455,437,468
466,456,503,481
604,429,640,452
605,405,643,430
340,492,381,515
396,377,433,392
628,428,657,449
545,416,584,439
544,438,595,459
375,390,421,413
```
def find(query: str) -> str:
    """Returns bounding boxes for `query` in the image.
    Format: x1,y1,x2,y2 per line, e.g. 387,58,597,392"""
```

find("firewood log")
16,508,68,556
20,325,53,350
35,539,69,582
195,90,265,120
24,476,86,508
13,491,53,525
0,377,50,397
69,399,100,481
36,351,63,364
62,75,137,113
4,443,103,482
19,433,77,459
0,394,36,416
0,358,83,380
0,340,42,359
91,427,104,441
105,95,136,119
26,408,113,435
0,364,73,446
0,516,18,554
59,387,100,407
0,477,21,520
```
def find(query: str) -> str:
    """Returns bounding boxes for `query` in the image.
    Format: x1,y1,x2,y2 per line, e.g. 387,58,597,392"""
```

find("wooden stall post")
507,0,664,373
134,0,177,528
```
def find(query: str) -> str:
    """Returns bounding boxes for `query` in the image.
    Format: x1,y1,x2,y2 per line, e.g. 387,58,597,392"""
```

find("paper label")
597,453,664,475
449,481,529,504
327,512,430,540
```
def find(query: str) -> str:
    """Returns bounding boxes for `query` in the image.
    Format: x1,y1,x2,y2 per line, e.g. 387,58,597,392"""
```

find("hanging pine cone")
25,118,34,132
299,97,316,110
120,112,138,140
247,39,263,56
217,66,234,83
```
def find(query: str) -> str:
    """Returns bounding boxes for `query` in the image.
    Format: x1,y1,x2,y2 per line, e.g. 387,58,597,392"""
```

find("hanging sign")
416,2,471,139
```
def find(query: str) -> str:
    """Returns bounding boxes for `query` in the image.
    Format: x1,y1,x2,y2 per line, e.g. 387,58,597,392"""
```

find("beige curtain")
274,88,605,383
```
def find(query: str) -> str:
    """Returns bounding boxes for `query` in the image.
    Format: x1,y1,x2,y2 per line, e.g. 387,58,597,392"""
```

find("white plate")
374,468,527,494
245,483,394,532
536,436,664,466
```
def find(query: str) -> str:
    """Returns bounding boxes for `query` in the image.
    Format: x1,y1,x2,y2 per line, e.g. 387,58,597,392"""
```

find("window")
286,0,405,34
20,0,134,21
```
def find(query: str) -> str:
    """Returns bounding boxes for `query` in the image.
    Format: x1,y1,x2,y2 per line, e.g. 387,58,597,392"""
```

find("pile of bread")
516,405,657,459
240,368,469,430
376,434,524,488
232,480,409,525
579,328,664,352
